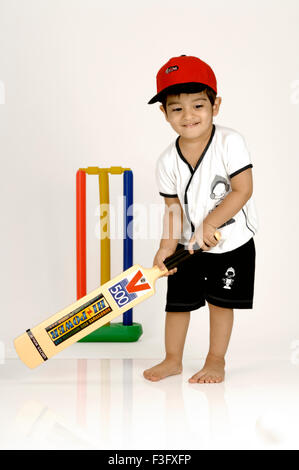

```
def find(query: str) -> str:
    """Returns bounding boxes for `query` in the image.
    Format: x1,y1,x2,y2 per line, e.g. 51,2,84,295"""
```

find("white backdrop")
1,0,298,363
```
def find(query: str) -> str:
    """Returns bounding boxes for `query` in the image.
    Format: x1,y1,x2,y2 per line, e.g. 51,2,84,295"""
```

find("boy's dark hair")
160,82,217,113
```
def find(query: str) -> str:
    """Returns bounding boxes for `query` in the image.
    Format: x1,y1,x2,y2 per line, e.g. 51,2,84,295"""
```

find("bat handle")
163,231,221,271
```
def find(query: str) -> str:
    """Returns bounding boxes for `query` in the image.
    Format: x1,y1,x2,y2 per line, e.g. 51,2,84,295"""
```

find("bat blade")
14,264,163,369
14,230,221,369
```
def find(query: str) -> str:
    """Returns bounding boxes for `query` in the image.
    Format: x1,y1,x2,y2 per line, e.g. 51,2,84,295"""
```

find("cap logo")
165,65,179,74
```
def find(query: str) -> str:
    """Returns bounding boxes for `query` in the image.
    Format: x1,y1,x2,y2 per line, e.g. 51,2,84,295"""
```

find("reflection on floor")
0,358,299,450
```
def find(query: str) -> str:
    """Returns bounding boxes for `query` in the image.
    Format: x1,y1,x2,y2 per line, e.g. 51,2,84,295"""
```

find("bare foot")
143,358,182,382
188,353,225,384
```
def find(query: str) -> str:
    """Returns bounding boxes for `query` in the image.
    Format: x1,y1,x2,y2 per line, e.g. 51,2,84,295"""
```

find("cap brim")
148,87,174,104
147,82,214,105
147,93,161,105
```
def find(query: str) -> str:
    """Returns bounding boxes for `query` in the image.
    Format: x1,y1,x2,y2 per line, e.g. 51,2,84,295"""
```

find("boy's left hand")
188,222,219,254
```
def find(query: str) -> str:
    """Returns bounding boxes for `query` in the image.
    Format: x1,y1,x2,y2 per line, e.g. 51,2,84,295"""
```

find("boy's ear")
160,104,168,120
212,97,222,117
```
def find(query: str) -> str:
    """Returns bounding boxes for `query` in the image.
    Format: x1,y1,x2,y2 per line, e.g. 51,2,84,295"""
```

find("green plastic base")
78,322,143,343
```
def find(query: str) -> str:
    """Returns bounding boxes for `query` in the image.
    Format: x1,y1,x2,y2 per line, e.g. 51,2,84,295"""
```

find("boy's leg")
189,303,234,384
143,311,190,381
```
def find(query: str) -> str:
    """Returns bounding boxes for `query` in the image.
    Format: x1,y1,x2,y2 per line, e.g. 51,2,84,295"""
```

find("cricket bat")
14,233,220,369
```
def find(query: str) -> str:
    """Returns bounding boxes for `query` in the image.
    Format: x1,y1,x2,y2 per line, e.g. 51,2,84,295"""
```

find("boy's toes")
198,374,207,383
188,368,224,384
144,371,159,381
210,376,218,383
188,374,197,383
206,375,222,383
199,374,222,383
143,370,154,380
188,376,197,383
149,374,161,382
188,372,205,383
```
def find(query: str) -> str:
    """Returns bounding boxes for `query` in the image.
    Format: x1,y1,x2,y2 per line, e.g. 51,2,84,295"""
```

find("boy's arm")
154,197,183,274
189,168,253,252
159,197,183,252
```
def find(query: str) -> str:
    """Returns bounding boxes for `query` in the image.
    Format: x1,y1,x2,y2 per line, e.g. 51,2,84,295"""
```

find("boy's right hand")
153,247,178,277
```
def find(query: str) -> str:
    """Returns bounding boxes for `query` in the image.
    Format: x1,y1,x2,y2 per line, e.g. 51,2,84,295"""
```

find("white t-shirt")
156,123,258,254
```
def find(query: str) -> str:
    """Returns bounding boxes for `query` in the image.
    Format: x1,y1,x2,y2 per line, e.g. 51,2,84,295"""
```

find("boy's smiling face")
160,91,221,143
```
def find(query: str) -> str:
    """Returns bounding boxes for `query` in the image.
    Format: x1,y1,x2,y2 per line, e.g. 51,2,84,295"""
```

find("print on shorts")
222,267,235,289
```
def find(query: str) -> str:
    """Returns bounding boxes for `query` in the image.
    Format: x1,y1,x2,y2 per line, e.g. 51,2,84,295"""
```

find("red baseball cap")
148,55,217,104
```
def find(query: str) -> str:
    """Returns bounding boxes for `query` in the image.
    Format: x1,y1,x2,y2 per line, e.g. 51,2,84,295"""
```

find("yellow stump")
99,171,110,326
99,171,110,284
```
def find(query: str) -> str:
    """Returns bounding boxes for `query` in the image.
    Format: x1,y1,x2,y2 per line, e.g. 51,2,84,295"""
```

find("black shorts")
166,237,256,311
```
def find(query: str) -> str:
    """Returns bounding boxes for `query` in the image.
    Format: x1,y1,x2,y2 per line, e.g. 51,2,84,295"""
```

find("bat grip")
164,243,202,270
163,231,221,271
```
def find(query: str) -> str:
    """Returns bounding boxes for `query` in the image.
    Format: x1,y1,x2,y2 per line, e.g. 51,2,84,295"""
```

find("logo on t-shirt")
210,175,235,228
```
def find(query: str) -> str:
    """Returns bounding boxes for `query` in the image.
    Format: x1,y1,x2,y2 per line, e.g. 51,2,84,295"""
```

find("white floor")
1,354,299,450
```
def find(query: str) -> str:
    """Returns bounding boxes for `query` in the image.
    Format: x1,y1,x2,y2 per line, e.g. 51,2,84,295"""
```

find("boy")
144,55,257,384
